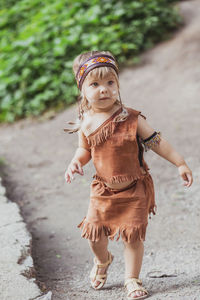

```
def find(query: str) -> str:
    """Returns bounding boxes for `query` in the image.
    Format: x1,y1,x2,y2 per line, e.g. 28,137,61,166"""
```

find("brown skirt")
78,173,156,243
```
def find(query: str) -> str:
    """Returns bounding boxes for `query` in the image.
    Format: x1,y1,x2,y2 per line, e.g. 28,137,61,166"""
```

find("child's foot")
125,278,148,299
90,251,114,290
127,287,146,299
91,262,109,288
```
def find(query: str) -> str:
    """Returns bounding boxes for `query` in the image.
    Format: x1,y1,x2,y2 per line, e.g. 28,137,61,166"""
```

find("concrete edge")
0,175,52,300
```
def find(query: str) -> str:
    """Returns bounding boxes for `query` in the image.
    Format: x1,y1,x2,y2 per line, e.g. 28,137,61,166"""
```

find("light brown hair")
64,50,128,133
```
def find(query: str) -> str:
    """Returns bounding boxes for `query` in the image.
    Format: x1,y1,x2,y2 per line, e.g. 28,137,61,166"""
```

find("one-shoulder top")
79,107,149,184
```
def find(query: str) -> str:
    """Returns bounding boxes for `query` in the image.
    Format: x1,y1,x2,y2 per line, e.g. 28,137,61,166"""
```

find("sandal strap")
125,278,142,286
94,251,112,268
95,274,107,281
124,278,148,296
90,251,113,285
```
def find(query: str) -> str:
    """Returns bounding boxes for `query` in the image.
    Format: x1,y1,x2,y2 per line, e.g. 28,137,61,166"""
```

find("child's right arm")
65,130,91,183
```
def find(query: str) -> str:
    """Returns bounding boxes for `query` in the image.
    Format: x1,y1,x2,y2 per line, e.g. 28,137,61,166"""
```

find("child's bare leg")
123,240,146,298
88,232,109,288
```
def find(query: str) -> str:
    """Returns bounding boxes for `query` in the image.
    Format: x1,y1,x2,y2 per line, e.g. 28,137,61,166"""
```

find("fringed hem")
87,120,117,147
78,218,148,243
93,173,145,184
149,204,157,218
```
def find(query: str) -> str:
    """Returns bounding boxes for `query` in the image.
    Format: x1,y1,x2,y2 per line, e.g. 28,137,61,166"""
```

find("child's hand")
65,159,84,183
178,163,193,187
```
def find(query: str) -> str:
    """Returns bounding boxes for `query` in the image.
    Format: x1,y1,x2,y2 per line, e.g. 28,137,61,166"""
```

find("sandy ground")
0,1,200,299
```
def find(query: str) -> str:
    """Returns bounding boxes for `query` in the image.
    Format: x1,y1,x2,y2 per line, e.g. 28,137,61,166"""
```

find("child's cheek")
87,89,97,102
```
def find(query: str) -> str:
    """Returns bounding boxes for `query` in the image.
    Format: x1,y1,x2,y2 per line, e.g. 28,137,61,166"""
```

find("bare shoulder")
80,111,92,136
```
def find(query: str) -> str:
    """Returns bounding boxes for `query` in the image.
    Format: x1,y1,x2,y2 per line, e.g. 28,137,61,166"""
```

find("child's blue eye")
91,82,98,87
108,81,114,85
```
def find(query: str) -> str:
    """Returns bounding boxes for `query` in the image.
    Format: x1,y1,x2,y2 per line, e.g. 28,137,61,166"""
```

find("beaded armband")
142,131,161,152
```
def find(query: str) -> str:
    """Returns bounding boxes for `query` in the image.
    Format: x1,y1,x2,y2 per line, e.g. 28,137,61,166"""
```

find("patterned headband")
76,54,119,90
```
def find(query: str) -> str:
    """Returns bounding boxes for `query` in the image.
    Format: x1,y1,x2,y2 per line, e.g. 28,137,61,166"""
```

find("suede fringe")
87,119,117,147
78,218,148,243
149,204,157,217
93,173,144,184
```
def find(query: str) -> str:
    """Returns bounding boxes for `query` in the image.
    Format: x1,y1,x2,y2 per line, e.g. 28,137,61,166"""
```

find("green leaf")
0,0,181,122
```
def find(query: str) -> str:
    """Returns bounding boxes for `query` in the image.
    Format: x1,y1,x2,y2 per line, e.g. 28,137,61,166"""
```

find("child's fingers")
66,172,73,183
189,173,193,186
182,172,193,187
73,162,84,175
182,173,188,186
65,169,74,182
76,162,84,175
64,172,70,183
65,161,84,184
185,173,193,187
66,173,71,183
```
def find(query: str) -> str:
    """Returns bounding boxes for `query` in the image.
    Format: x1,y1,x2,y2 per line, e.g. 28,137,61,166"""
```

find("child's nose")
100,85,108,93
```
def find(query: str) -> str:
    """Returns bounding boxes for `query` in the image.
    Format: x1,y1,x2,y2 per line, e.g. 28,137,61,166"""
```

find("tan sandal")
124,278,148,299
89,251,114,290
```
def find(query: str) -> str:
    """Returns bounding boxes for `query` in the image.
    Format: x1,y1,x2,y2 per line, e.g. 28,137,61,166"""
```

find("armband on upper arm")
141,131,161,152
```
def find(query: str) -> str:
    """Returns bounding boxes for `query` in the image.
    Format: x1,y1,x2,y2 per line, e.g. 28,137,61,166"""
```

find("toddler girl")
64,50,193,299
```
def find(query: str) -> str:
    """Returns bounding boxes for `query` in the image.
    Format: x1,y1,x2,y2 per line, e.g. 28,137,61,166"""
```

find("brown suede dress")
78,107,156,243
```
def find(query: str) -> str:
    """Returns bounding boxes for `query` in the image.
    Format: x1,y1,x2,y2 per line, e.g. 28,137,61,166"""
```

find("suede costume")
78,107,156,243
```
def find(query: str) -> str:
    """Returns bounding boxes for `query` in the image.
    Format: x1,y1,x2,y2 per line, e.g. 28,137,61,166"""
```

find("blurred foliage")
0,0,181,122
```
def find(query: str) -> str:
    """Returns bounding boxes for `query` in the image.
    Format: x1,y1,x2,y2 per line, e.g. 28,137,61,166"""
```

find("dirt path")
0,1,200,299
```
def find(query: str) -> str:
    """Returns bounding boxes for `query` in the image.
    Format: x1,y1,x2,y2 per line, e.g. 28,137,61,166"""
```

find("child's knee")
123,239,144,249
88,239,98,246
88,233,108,246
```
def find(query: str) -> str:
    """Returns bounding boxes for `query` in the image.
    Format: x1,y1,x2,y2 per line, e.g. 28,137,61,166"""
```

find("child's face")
82,73,119,111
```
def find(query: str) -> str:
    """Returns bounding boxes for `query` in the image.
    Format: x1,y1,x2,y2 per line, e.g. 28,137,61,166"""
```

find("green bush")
0,0,181,122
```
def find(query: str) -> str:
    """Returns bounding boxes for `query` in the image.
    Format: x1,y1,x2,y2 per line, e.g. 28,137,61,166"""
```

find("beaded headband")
76,54,119,90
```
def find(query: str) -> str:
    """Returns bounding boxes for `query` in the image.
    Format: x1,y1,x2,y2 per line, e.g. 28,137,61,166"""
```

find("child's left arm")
137,115,193,187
